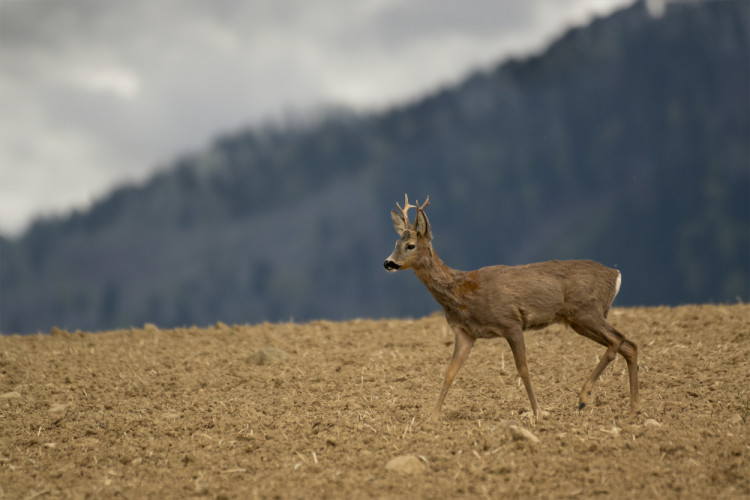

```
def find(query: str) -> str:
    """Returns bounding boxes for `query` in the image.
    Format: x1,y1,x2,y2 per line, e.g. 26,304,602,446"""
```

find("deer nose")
384,260,400,271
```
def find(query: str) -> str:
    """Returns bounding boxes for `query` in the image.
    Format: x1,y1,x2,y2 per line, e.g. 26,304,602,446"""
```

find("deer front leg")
505,329,540,419
431,326,475,420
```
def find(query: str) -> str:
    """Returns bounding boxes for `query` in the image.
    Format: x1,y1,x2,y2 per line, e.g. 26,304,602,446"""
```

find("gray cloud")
0,0,632,236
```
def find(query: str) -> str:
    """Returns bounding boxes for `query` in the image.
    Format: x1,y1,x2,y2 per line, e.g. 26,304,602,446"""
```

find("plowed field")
1,304,748,498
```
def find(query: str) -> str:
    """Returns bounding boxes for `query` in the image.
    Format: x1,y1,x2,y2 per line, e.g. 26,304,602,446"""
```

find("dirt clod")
728,414,744,425
246,346,289,365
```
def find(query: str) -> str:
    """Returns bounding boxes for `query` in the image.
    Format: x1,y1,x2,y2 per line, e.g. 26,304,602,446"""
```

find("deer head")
384,194,431,272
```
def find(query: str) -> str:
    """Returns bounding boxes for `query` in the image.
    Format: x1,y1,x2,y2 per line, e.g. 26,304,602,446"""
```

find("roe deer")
383,194,641,419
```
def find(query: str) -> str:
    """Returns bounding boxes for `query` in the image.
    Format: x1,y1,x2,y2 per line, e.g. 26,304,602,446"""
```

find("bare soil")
1,304,748,499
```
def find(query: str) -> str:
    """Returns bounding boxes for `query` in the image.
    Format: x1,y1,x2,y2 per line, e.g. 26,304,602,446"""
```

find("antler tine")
396,193,417,226
418,195,430,211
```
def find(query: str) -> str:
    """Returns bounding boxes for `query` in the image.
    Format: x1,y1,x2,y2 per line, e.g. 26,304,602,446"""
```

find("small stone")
385,454,427,474
246,347,289,366
520,409,551,420
509,425,540,443
0,391,21,400
48,403,68,415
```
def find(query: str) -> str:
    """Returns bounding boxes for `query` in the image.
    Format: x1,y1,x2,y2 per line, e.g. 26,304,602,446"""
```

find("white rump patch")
615,271,622,298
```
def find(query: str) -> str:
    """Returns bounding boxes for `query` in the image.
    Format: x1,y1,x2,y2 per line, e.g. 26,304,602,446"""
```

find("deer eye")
406,244,416,250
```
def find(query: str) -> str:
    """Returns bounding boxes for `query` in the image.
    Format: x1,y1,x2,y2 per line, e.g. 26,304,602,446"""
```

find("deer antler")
396,193,417,226
417,195,430,212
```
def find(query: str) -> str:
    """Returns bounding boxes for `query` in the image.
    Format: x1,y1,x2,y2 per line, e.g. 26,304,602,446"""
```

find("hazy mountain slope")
371,0,749,306
1,0,747,334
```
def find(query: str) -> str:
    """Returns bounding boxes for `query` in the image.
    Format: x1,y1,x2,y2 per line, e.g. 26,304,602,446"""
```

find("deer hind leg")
573,320,641,415
617,336,641,415
505,329,540,419
570,320,624,412
432,326,475,420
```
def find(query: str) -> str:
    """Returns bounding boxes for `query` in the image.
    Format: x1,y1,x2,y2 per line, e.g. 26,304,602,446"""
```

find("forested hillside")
1,0,748,334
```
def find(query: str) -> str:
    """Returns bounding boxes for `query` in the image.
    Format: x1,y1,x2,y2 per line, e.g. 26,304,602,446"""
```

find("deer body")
416,258,620,336
384,195,641,419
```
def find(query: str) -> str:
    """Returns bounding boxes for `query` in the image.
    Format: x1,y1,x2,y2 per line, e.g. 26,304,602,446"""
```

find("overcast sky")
0,0,635,237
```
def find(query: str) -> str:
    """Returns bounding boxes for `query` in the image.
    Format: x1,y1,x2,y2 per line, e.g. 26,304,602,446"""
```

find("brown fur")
384,195,641,419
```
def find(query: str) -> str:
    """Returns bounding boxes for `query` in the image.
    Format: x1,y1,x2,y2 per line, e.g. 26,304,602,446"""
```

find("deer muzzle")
383,259,401,272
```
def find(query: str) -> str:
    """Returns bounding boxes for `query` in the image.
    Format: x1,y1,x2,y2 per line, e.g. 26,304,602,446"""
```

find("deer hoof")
578,402,586,411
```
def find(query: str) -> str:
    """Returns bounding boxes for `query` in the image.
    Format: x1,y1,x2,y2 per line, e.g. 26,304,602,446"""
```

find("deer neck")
413,248,471,310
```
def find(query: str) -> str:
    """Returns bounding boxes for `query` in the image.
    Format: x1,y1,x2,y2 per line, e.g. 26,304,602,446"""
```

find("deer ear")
391,209,409,235
415,210,432,241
